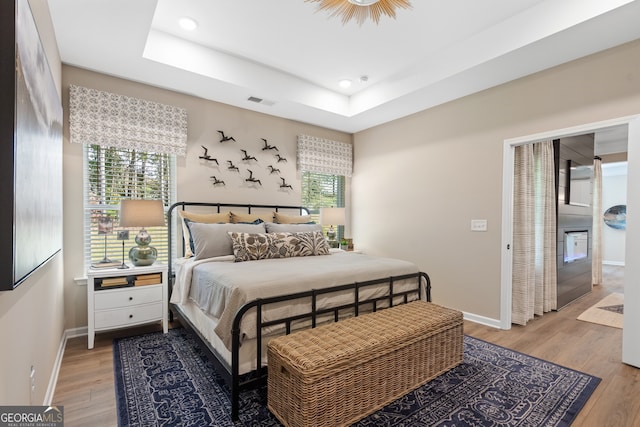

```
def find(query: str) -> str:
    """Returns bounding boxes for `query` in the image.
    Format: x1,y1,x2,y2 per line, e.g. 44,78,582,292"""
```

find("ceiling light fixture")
179,17,198,31
339,79,352,88
306,0,412,25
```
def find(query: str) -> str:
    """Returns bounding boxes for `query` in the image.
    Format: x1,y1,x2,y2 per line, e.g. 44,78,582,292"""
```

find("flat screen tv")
0,0,63,290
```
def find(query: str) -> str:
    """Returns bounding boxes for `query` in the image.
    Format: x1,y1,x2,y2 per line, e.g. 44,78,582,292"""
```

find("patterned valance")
297,135,352,177
69,85,187,156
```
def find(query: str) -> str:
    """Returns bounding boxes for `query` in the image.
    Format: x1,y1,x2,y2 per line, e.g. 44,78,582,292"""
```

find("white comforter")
170,250,423,349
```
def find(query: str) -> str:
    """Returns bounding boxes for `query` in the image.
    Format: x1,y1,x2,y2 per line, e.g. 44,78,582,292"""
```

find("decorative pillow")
273,211,314,224
178,210,230,257
265,222,322,233
188,222,266,260
230,211,274,224
229,231,330,262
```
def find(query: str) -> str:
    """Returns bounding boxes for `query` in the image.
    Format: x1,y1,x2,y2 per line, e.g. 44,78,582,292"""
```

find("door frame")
501,115,639,330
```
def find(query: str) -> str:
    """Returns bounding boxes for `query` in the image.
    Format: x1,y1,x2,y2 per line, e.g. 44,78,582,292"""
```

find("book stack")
98,276,129,288
91,261,122,269
134,273,162,286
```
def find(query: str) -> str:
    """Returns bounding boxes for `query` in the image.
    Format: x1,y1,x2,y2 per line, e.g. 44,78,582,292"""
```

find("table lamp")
96,216,114,264
119,199,166,266
116,230,130,269
320,207,345,249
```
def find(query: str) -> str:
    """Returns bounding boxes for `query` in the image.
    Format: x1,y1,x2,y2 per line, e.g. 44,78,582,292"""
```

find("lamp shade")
319,207,346,226
119,199,166,228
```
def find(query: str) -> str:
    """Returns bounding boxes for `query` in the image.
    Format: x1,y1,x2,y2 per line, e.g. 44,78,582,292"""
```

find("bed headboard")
167,201,311,282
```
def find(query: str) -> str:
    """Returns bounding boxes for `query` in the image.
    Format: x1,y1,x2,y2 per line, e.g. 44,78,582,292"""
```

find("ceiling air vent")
247,96,275,106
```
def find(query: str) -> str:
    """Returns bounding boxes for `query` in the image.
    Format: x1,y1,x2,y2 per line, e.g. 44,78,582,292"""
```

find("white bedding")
171,249,424,350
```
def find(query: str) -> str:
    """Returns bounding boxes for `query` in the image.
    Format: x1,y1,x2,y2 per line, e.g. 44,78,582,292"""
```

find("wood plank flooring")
53,265,639,426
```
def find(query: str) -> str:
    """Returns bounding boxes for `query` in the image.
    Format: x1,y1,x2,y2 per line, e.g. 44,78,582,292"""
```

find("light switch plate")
471,219,488,231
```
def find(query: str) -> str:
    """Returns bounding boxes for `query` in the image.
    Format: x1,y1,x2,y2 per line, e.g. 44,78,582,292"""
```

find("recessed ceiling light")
339,79,352,88
179,17,198,31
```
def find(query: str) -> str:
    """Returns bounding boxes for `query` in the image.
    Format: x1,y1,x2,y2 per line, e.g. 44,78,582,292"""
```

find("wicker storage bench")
267,300,463,427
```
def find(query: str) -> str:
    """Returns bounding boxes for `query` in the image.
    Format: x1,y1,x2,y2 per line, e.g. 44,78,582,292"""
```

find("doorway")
500,115,640,367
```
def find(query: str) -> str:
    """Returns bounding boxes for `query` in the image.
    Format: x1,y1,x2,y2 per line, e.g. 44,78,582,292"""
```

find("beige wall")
0,0,64,405
6,3,640,405
61,65,352,331
353,39,640,321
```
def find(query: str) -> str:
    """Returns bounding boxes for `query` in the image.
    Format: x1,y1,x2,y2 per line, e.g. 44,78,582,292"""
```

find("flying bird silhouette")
245,169,262,186
280,177,293,189
261,138,278,151
275,154,287,163
226,160,240,172
199,145,219,164
267,165,280,174
241,149,258,162
210,176,225,186
217,130,236,142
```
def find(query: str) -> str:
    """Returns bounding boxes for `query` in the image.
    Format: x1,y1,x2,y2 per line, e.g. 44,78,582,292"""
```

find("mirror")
565,160,592,207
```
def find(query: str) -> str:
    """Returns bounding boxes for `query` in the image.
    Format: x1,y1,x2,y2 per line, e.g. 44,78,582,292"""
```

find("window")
301,171,345,240
83,144,176,268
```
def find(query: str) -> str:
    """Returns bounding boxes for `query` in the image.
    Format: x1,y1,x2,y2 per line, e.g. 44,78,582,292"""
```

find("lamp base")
128,245,158,267
128,228,158,266
326,226,339,249
327,238,340,249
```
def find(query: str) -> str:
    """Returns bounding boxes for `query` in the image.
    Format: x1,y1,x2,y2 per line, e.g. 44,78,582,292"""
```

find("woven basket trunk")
267,300,463,427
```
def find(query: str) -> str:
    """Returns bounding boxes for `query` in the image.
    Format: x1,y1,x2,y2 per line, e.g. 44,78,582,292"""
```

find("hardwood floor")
53,265,638,426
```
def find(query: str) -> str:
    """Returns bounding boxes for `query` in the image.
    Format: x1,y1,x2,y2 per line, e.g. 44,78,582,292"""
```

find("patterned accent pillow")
229,231,330,262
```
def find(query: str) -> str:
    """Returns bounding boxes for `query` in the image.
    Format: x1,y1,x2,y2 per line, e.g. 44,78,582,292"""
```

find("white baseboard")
44,327,88,405
603,260,625,266
65,326,88,339
462,311,503,329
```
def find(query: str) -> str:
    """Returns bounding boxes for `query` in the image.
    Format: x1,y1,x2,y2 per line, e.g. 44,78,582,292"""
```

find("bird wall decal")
267,165,280,174
261,138,278,151
210,176,225,186
226,160,240,172
245,169,262,186
241,149,258,162
275,154,287,163
217,130,236,142
199,145,219,164
279,177,293,189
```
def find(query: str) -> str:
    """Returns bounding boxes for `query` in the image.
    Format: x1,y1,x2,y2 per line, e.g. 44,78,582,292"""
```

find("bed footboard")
229,271,430,420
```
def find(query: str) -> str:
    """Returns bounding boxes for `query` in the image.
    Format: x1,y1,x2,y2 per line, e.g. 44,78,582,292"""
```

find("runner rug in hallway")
113,328,600,427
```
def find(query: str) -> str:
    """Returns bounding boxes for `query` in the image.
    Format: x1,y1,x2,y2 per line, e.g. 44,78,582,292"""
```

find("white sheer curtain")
512,141,557,325
592,156,603,285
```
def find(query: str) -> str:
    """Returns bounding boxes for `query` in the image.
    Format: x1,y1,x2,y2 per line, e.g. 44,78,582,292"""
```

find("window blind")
297,134,352,177
83,144,176,268
301,171,345,240
70,85,188,156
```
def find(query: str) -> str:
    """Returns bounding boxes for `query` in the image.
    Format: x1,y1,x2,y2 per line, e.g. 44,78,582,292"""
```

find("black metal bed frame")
167,202,432,421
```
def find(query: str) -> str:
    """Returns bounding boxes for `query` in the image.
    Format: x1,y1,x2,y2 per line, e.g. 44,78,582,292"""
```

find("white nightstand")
87,264,168,349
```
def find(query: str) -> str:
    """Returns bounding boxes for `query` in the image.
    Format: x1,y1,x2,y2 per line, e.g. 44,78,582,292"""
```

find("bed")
167,202,431,420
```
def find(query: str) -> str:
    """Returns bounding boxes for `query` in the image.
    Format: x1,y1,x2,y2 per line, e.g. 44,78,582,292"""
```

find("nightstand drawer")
94,302,163,329
94,285,162,310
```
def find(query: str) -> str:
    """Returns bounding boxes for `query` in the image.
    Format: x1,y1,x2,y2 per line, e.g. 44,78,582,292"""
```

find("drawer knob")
129,297,133,301
129,314,133,319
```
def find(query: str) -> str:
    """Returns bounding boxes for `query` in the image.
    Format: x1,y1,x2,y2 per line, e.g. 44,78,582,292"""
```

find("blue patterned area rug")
113,329,600,427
